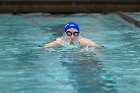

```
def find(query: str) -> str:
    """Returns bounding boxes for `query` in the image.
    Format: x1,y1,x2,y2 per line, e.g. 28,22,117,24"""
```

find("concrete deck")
0,0,140,13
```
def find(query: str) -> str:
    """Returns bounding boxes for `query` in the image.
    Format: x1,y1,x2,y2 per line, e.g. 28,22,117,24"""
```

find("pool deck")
0,0,140,13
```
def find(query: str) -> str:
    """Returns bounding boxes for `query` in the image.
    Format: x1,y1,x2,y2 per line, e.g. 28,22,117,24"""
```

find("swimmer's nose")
71,35,74,38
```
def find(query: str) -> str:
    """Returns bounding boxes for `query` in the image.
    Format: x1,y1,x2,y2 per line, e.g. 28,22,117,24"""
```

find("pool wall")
0,0,140,13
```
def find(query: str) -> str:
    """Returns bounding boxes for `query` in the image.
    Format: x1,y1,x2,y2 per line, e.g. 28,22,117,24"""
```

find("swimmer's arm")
80,38,102,48
44,37,62,48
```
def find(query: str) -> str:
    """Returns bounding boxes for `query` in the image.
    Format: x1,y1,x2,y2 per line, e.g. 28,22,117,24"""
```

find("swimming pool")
0,13,140,93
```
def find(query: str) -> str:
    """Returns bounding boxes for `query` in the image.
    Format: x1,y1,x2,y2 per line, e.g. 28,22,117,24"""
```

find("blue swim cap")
64,22,80,32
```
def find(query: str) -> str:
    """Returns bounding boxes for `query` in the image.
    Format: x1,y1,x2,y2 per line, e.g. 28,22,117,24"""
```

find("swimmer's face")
64,28,80,39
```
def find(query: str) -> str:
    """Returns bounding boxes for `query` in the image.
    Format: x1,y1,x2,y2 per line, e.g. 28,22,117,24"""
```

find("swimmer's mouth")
70,39,78,44
70,41,74,45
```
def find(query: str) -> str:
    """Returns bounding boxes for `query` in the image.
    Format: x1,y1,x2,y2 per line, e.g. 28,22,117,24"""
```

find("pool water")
0,13,140,93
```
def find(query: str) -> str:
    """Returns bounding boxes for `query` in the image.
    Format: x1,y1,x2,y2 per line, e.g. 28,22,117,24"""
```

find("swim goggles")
66,31,79,36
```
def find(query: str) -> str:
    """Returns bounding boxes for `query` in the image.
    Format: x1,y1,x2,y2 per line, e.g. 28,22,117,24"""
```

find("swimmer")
44,22,102,48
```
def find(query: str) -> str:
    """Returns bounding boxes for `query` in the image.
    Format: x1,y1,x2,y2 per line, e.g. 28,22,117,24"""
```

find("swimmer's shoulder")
79,37,91,43
79,37,101,48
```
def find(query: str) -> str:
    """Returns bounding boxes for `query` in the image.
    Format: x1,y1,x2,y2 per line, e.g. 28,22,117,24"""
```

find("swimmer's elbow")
44,45,49,48
96,45,102,49
43,44,50,48
89,43,102,49
44,43,55,48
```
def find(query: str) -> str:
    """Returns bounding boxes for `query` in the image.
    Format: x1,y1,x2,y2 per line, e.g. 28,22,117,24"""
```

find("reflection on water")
60,51,117,93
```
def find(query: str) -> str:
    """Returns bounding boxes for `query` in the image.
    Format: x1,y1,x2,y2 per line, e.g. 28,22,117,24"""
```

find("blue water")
0,13,140,93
